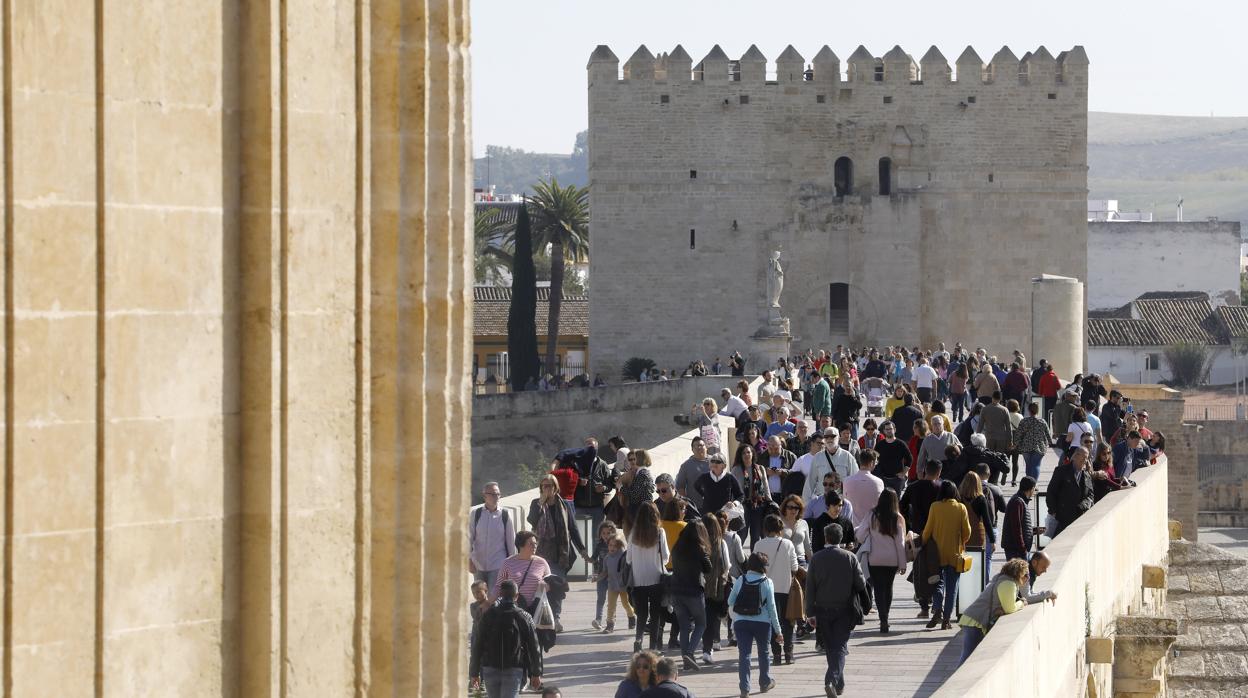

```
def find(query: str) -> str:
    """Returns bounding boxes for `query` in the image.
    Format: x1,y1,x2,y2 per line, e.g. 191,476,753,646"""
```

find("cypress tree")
507,199,541,391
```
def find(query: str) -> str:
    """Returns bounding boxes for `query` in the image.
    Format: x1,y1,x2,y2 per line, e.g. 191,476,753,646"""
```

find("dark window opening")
1047,93,1057,100
883,95,893,104
878,157,892,195
988,173,994,183
816,94,826,103
829,283,849,335
834,157,854,197
689,229,695,249
690,169,697,179
739,94,749,104
660,94,670,103
927,172,932,182
873,65,884,82
967,95,977,103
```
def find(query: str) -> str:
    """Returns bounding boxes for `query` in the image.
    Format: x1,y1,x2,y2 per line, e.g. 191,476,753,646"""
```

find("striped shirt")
493,554,552,601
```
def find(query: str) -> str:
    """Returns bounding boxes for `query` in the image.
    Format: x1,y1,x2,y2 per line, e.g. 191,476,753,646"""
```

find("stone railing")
934,456,1172,698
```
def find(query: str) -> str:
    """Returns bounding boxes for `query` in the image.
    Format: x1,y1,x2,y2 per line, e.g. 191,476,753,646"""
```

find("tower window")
967,95,977,104
878,157,892,196
834,157,854,197
739,95,749,104
829,283,849,335
690,169,697,179
883,96,893,104
690,229,695,249
817,94,826,103
988,173,994,183
1047,93,1057,100
660,94,670,103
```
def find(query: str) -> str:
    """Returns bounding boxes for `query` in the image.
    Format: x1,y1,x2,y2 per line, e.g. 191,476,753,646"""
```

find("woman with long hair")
753,514,799,665
700,513,731,664
618,449,656,533
922,480,971,630
733,444,771,546
958,472,995,558
1091,443,1127,501
1065,407,1093,450
614,649,660,698
527,473,587,628
627,503,670,653
854,488,907,633
669,520,712,671
907,419,929,481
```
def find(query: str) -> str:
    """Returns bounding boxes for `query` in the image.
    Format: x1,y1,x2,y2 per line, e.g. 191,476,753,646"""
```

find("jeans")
768,592,794,656
868,565,897,623
958,626,985,666
595,575,608,620
815,606,856,690
734,619,773,692
930,565,961,620
1023,451,1044,481
631,584,664,646
481,666,525,698
745,502,767,547
703,597,724,652
1004,548,1027,562
474,569,500,592
882,476,906,500
672,592,707,657
950,393,966,422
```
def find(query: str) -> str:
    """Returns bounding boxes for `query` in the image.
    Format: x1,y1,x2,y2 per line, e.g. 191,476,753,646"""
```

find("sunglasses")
784,505,801,511
657,488,672,494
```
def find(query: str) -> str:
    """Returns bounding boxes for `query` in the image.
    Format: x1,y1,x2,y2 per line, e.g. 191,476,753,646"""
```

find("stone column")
1031,274,1085,381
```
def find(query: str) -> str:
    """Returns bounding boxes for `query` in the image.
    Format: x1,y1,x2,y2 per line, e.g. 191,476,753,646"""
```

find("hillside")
477,113,1248,223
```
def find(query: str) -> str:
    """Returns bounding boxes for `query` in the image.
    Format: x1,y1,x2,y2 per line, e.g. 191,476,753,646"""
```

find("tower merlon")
623,44,655,80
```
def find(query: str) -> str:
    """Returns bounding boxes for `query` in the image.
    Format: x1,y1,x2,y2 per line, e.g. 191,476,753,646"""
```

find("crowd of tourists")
467,343,1166,697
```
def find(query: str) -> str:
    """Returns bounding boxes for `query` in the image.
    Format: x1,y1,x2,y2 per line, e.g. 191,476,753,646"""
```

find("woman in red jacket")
907,419,929,481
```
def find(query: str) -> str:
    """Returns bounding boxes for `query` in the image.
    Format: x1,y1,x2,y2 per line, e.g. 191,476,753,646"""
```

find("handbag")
856,526,874,568
904,532,920,563
955,552,974,574
785,568,807,621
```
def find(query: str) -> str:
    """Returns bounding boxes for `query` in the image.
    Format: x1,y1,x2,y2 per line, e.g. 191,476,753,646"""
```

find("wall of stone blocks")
1131,393,1199,541
1087,221,1242,310
588,44,1089,377
0,1,472,696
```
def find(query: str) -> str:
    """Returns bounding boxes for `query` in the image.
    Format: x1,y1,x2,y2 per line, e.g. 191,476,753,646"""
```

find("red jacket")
552,465,579,500
1038,370,1061,398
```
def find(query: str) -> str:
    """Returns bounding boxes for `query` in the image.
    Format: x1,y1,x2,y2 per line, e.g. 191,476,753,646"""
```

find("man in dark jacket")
806,523,869,697
809,491,857,552
470,580,543,696
1046,446,1094,537
890,393,924,444
1100,391,1126,454
1002,363,1030,406
900,460,943,535
1111,430,1154,481
1002,476,1037,561
978,391,1014,460
639,657,697,697
959,434,1011,485
572,437,616,536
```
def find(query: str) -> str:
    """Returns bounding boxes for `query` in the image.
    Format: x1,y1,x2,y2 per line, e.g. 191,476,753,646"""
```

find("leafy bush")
622,357,656,381
1163,341,1211,387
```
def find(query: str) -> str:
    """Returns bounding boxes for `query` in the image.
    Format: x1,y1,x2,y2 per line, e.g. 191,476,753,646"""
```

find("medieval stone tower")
587,43,1088,376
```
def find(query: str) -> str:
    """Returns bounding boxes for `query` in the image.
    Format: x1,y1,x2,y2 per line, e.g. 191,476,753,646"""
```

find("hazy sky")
469,0,1248,156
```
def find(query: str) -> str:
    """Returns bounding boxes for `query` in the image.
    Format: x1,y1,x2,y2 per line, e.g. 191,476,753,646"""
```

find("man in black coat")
1046,446,1095,537
470,580,544,696
806,523,869,697
890,393,924,443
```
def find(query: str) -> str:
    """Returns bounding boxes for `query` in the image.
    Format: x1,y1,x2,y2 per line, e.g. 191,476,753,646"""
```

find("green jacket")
811,378,832,415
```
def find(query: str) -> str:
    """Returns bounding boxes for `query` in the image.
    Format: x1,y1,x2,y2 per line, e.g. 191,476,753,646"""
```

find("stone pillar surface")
0,0,473,695
1031,274,1085,381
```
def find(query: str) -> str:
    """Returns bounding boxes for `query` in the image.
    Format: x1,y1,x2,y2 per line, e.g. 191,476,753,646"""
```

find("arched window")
878,157,892,195
834,157,853,197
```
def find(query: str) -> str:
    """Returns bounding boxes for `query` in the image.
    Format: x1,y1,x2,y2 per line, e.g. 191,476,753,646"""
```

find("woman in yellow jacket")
921,480,971,630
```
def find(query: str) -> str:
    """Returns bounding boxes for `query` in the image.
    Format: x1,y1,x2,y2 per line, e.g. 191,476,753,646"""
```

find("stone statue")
767,250,784,309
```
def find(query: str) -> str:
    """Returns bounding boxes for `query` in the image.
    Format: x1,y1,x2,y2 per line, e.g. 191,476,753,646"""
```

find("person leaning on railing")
953,558,1030,667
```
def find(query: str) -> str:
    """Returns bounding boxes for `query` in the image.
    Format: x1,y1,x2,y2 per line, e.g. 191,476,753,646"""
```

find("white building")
1087,292,1248,385
1087,219,1242,310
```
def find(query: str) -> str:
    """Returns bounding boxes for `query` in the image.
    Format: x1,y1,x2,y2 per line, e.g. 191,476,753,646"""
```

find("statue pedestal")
749,317,792,372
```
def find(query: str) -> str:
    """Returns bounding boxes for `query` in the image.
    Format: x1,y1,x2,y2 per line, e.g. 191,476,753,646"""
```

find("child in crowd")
591,521,619,630
468,580,490,647
602,534,635,633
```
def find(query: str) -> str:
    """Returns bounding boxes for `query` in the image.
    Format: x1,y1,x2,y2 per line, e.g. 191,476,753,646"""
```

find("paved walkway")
535,417,1068,697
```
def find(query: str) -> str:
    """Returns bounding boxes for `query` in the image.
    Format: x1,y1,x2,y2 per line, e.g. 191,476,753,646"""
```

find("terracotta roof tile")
473,286,588,338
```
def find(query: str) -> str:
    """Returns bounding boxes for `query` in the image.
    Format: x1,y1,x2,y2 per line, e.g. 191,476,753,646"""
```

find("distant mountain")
1088,112,1248,224
476,114,1248,224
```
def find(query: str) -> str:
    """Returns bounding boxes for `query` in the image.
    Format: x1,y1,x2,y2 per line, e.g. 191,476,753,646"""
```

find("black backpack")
733,576,764,616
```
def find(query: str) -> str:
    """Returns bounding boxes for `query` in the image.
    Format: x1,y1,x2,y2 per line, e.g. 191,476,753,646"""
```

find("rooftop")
473,285,588,338
1088,291,1247,346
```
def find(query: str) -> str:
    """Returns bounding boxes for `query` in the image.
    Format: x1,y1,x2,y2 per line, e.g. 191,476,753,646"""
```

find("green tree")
473,206,513,284
506,201,541,391
528,178,590,375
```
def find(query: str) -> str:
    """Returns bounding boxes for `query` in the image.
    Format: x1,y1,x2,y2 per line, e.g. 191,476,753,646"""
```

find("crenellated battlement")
588,43,1088,88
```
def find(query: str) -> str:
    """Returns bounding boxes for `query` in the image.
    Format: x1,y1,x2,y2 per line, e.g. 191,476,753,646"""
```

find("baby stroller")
862,377,888,418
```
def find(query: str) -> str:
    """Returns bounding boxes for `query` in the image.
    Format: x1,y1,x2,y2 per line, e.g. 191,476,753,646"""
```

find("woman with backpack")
626,502,670,654
752,514,800,665
727,552,782,698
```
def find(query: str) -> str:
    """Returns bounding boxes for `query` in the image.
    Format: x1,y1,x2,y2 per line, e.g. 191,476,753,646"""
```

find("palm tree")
528,178,589,376
473,206,514,285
